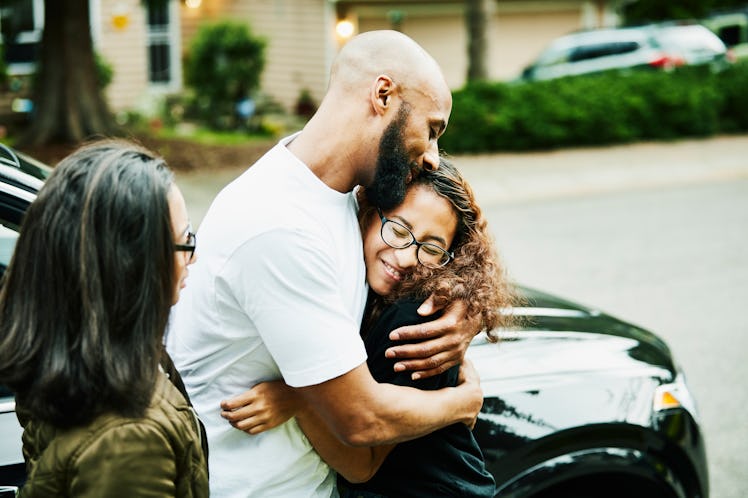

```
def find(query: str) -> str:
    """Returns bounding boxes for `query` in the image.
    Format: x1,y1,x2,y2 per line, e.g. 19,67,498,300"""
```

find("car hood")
482,285,674,371
467,285,677,433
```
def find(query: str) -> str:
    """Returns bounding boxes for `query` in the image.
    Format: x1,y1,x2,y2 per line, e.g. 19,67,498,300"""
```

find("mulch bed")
16,135,276,173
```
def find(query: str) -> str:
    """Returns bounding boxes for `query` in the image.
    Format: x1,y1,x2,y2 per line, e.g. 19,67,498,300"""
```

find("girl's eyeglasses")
377,208,453,268
175,230,197,260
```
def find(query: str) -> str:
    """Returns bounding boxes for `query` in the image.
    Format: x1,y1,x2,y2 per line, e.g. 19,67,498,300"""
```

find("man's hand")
220,380,300,434
386,297,481,380
457,359,483,429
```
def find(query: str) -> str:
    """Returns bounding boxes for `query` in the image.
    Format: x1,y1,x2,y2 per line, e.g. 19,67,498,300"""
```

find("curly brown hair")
358,156,521,341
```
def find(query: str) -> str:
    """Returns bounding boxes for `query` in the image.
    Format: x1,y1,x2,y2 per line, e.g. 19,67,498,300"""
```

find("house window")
0,0,43,74
146,0,180,88
147,2,171,83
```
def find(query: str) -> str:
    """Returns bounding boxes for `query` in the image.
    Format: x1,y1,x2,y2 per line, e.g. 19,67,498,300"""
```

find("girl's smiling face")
362,184,457,297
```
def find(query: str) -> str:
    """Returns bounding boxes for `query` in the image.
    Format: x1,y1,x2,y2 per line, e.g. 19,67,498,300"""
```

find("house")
1,0,625,117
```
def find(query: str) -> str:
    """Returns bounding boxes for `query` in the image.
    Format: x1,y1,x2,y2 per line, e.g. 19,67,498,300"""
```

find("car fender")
493,445,691,498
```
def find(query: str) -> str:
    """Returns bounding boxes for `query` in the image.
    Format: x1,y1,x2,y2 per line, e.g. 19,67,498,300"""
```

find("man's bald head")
294,30,451,195
329,30,447,97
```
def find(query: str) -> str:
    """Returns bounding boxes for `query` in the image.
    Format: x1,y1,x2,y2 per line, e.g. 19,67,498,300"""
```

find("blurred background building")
0,0,631,114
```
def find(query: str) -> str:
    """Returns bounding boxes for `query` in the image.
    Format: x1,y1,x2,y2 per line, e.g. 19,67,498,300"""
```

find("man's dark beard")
365,106,412,210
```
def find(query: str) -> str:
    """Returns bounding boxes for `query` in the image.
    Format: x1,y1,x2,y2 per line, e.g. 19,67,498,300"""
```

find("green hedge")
440,62,748,153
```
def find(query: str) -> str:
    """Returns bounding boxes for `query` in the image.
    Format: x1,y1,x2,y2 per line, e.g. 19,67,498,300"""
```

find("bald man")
167,31,482,497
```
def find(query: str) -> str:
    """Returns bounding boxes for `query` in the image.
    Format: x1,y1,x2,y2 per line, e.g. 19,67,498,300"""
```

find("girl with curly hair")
221,157,519,497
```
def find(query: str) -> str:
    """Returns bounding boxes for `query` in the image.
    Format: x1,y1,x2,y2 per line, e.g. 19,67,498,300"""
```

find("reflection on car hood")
467,285,676,431
493,285,672,361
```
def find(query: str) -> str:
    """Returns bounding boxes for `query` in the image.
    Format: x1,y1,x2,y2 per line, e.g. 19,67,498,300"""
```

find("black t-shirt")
339,298,495,498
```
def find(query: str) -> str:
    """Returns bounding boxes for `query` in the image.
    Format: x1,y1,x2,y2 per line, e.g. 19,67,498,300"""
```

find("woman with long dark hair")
0,140,207,497
221,157,520,496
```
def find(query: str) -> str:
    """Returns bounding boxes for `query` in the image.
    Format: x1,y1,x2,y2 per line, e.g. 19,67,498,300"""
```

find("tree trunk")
466,0,489,82
19,0,115,147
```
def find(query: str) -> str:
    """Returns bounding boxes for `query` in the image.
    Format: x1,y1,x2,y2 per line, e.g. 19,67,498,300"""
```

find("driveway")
176,134,748,226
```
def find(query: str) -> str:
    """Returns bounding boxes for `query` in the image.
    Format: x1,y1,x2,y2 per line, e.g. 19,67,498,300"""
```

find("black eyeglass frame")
174,230,197,260
377,208,454,268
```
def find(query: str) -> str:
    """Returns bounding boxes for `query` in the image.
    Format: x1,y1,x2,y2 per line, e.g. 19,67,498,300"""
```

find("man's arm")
219,362,483,449
294,400,396,483
386,298,482,380
221,362,482,482
295,359,482,447
221,381,395,483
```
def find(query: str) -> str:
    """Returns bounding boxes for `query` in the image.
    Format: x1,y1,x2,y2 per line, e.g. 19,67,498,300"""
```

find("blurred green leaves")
441,63,747,153
184,21,266,129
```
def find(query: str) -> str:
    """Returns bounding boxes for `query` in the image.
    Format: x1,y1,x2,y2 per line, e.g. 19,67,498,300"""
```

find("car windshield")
534,28,655,66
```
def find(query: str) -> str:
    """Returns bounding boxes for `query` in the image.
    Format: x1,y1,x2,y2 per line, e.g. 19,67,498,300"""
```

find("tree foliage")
623,0,748,25
184,21,266,129
0,44,7,88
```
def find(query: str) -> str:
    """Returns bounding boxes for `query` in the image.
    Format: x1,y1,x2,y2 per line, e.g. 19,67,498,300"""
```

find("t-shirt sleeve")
220,228,367,388
364,300,451,391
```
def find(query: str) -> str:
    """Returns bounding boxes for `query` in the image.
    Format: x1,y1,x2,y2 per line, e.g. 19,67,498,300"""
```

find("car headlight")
653,369,700,424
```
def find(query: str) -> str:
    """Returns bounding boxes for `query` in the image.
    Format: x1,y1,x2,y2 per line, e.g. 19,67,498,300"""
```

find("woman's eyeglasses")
175,229,197,260
377,208,453,269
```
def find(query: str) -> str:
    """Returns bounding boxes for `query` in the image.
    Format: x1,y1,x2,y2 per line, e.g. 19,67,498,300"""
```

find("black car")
0,143,50,496
470,289,707,497
0,144,708,497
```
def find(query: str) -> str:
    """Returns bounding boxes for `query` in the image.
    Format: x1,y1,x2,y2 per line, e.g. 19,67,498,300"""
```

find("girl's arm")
221,382,394,483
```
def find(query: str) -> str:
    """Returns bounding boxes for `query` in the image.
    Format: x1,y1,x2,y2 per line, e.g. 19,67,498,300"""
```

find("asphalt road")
175,134,748,498
479,179,747,498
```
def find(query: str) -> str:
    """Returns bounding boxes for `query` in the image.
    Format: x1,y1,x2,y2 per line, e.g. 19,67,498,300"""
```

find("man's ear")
371,74,395,116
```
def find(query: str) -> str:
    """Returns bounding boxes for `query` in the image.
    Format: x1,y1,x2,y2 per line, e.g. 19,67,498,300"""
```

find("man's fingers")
416,295,436,315
404,358,460,380
391,351,459,377
459,359,479,382
386,331,462,359
389,323,439,342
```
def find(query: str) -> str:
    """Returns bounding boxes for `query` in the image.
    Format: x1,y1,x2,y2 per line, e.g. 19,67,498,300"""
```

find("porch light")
111,3,130,30
336,19,355,40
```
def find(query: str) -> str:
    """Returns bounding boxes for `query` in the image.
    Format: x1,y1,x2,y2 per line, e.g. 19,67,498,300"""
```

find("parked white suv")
521,23,730,81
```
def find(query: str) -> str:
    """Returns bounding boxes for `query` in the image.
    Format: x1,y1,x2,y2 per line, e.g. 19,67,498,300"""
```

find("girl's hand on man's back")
220,381,300,434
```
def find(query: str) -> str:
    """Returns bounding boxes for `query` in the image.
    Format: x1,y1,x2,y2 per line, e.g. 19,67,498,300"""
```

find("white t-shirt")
167,134,368,497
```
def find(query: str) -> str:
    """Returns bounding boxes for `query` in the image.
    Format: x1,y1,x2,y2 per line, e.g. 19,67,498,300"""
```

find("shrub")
0,45,7,89
294,88,316,119
95,52,114,89
440,65,736,153
184,21,266,130
715,60,748,132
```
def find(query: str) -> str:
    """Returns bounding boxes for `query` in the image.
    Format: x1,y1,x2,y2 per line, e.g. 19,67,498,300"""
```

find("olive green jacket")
16,371,209,497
